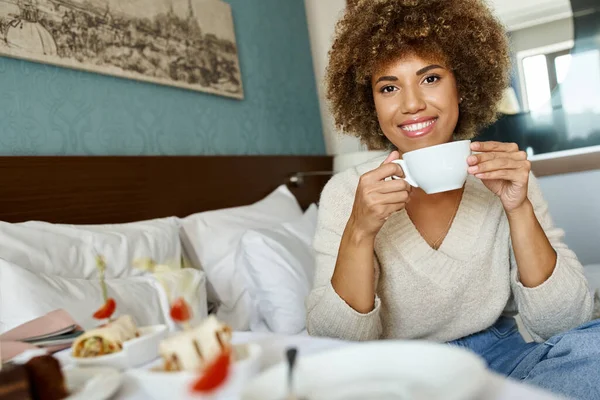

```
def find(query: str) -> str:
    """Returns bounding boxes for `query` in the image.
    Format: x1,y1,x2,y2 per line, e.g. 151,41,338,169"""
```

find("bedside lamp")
287,150,388,186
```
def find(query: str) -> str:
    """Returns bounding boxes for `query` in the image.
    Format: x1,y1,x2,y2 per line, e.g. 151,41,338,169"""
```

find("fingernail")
468,166,478,173
468,156,477,164
471,142,480,149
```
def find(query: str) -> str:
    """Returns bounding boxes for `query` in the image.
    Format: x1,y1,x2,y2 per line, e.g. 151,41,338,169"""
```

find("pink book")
0,309,82,362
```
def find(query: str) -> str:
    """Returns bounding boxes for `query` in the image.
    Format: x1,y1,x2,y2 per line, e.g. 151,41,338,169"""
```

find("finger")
469,159,528,175
376,190,410,205
373,203,405,221
471,141,520,153
376,178,412,194
390,200,409,213
373,191,409,205
382,203,409,220
381,150,400,165
467,150,527,166
475,168,529,181
363,162,404,183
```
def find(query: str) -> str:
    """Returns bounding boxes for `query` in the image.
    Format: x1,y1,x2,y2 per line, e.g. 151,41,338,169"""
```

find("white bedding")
236,205,318,334
180,185,304,331
0,217,182,278
0,186,313,336
0,217,208,334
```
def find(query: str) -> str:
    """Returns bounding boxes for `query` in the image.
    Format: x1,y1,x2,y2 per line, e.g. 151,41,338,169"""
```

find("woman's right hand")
347,151,412,238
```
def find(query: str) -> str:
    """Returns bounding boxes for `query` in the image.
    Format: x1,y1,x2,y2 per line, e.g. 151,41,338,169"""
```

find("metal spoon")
285,347,299,400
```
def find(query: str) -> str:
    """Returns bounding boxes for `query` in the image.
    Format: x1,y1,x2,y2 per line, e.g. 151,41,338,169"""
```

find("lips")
399,117,438,138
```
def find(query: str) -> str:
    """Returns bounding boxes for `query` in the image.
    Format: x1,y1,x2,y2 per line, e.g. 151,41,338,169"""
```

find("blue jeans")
449,316,600,399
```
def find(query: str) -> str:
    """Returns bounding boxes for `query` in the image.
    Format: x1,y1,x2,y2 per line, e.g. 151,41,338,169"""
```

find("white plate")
70,325,168,370
64,366,122,400
128,343,263,400
242,340,490,400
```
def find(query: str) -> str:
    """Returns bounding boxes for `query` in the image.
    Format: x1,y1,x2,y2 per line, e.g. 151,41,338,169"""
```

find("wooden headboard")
0,156,333,224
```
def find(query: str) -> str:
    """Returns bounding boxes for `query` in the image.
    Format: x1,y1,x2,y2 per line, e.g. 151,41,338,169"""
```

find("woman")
306,0,599,398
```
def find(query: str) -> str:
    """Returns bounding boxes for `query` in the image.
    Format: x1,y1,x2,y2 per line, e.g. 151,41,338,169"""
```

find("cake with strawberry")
159,315,232,372
134,258,234,394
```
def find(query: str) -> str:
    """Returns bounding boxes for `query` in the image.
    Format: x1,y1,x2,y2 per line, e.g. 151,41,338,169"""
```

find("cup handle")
392,160,418,188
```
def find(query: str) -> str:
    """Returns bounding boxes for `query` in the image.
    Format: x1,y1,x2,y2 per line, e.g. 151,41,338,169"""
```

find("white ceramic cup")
392,140,472,194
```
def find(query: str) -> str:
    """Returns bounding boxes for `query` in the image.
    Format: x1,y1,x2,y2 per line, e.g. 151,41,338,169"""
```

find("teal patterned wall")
0,0,325,155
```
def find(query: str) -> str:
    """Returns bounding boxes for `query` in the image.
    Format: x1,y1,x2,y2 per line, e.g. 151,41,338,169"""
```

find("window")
559,49,600,115
480,42,600,157
517,41,573,111
522,54,552,111
518,43,600,115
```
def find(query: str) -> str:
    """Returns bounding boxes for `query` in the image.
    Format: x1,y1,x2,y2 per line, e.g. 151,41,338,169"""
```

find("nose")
400,87,426,114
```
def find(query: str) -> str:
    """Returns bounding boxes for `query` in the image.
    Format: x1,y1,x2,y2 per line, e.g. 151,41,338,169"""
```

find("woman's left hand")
468,141,531,213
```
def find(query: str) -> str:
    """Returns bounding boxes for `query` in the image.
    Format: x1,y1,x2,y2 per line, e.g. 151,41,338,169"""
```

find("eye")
423,75,440,85
380,85,397,94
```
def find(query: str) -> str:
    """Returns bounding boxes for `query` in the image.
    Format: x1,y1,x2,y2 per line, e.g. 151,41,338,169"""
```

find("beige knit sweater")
306,155,593,343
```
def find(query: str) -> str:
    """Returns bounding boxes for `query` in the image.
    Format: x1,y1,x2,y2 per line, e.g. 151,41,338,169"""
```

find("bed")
0,155,595,338
0,155,332,336
0,156,588,400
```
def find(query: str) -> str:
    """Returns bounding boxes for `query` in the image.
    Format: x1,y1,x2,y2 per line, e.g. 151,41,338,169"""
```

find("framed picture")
0,0,243,99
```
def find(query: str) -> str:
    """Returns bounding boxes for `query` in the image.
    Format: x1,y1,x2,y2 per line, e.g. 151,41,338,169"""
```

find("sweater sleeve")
510,173,593,342
305,170,383,341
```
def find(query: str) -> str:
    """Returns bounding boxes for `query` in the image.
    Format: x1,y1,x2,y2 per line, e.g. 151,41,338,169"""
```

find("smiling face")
371,53,460,154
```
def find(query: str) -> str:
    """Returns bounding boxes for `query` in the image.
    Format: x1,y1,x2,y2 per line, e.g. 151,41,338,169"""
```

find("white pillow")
0,259,161,332
0,217,210,333
236,204,318,334
180,185,303,330
0,217,182,278
0,260,208,333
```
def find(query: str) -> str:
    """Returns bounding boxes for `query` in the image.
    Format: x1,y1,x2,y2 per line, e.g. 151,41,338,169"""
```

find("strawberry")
170,297,192,323
93,298,116,320
191,351,231,394
92,256,117,320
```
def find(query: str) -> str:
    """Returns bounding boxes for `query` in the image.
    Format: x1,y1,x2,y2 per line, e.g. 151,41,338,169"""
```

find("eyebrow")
374,75,398,84
374,64,445,84
416,64,444,75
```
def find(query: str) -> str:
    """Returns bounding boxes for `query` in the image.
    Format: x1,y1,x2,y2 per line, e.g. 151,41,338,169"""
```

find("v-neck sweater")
306,155,593,343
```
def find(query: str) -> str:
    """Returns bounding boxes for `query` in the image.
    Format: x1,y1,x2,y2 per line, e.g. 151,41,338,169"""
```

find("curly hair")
326,0,511,149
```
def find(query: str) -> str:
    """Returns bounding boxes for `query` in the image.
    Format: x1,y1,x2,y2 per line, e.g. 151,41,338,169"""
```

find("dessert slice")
71,315,138,358
0,355,68,400
23,356,68,400
159,316,232,372
0,363,31,400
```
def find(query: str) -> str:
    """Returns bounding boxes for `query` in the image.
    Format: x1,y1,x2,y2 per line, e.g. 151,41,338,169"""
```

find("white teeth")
401,119,435,132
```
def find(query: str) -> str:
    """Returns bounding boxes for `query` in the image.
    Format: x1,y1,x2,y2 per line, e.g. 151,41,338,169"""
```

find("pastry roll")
71,315,138,358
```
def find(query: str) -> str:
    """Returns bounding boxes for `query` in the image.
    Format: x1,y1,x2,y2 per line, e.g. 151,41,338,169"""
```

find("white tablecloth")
58,331,565,400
